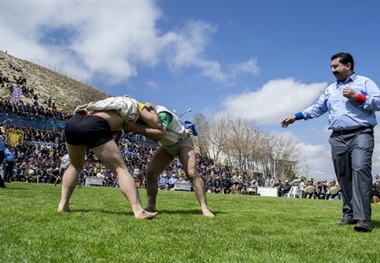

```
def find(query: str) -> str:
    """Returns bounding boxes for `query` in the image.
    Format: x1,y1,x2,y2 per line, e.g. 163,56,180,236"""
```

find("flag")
12,87,21,104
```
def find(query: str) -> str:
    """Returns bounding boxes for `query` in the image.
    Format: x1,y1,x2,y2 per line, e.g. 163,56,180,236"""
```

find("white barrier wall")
85,177,103,186
257,186,278,197
173,182,192,191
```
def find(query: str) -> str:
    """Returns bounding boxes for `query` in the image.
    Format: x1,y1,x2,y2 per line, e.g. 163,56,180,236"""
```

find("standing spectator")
54,153,70,186
0,129,6,188
298,179,306,198
3,143,15,183
264,175,274,187
281,52,380,232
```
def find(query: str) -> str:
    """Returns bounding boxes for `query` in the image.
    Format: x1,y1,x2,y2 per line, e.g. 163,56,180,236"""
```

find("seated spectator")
372,181,380,204
159,173,169,190
222,176,233,194
315,181,327,199
211,175,222,193
304,181,315,199
24,165,37,183
278,180,291,197
249,179,259,195
325,180,341,200
231,181,240,194
168,174,178,190
132,166,142,180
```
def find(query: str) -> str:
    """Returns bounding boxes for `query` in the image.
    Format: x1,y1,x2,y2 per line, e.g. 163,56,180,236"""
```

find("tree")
192,114,211,157
252,132,274,176
192,114,301,179
224,116,255,169
270,135,300,181
208,114,231,163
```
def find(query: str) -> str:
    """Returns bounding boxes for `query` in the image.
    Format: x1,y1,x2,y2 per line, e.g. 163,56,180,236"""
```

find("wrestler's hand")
123,121,137,132
184,128,193,137
144,102,155,108
280,115,296,128
342,87,358,100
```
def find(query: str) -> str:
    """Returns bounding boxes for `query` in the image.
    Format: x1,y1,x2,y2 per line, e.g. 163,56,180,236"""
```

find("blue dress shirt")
301,74,380,130
0,135,5,151
4,148,15,162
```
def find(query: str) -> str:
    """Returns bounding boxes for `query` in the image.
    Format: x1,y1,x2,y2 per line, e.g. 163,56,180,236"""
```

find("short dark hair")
331,52,354,71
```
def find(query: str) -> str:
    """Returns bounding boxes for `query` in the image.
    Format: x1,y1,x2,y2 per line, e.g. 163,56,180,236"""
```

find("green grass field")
0,183,379,263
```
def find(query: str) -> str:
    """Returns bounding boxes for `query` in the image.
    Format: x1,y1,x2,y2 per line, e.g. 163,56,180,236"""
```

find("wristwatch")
146,106,155,112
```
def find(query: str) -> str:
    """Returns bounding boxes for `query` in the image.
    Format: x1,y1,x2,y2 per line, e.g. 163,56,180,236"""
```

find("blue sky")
1,0,380,180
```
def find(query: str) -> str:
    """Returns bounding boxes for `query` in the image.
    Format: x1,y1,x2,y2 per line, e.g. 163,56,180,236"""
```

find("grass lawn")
0,182,379,263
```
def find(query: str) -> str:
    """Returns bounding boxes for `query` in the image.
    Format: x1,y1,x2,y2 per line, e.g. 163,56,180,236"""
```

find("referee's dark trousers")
329,126,374,222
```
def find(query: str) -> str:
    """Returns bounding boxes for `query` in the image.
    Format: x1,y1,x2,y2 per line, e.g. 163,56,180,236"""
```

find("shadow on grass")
371,219,380,230
70,208,224,217
156,209,224,216
1,186,31,190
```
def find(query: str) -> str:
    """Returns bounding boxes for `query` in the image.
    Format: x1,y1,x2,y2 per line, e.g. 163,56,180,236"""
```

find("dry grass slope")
0,51,110,112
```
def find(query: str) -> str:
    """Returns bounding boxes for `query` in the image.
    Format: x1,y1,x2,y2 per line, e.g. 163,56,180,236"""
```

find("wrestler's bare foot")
135,210,158,220
57,203,71,212
57,207,71,212
202,209,214,218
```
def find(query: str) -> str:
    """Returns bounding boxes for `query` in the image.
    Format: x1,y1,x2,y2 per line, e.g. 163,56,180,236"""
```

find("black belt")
333,126,373,135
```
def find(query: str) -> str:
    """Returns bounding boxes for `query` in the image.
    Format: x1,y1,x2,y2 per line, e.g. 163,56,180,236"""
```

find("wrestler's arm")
139,102,162,129
123,122,166,141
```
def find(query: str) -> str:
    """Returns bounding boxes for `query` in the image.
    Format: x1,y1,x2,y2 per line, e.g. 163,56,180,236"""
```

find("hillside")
0,51,110,112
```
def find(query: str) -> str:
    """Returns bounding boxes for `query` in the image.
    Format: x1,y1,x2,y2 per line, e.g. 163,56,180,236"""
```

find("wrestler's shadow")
70,209,223,217
153,209,222,216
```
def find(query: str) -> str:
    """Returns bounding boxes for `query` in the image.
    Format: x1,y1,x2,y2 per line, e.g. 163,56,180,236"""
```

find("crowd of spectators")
1,98,71,122
2,107,380,202
1,62,265,193
2,62,379,201
1,63,71,123
262,174,343,200
0,115,264,195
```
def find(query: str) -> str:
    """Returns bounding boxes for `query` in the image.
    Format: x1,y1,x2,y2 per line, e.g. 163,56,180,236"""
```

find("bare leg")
57,144,86,212
54,168,64,186
54,175,61,186
179,146,214,217
92,140,157,219
145,147,174,212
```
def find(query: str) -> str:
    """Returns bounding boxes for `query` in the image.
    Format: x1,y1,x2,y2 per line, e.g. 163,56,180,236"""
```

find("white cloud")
1,0,163,83
221,78,328,125
231,58,260,76
162,21,229,83
296,142,333,178
146,80,160,91
0,1,249,86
